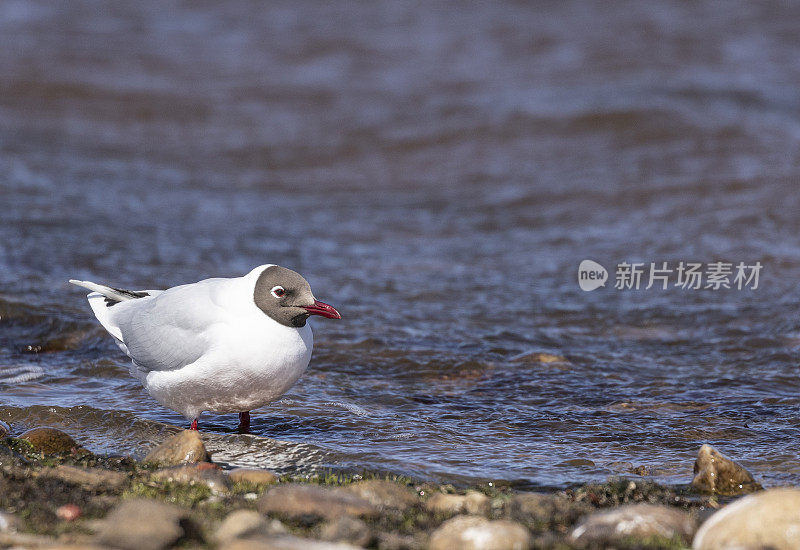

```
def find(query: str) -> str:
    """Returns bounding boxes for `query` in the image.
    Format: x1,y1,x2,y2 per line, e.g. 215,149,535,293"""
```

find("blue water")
2,0,800,489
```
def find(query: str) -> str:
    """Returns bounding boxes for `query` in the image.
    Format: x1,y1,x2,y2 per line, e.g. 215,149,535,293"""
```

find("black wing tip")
105,287,149,307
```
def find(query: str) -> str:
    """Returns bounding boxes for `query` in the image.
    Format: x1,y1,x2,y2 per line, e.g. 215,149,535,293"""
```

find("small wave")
327,401,369,416
0,364,44,384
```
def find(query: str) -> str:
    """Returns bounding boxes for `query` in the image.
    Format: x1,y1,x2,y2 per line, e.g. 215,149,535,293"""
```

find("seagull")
70,265,340,432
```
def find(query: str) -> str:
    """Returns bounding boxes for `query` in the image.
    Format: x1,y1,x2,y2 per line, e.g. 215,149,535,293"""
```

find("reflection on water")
2,0,800,489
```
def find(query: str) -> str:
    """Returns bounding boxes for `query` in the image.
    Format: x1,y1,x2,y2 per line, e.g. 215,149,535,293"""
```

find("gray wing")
109,279,226,372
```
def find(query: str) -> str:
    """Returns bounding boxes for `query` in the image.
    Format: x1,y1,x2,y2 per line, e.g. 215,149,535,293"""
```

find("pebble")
56,503,82,521
227,467,278,486
511,352,568,364
143,429,208,466
320,516,373,547
693,487,800,550
691,444,762,495
225,535,363,549
508,492,592,532
376,532,423,550
257,484,380,522
426,491,490,516
215,509,287,542
428,515,532,550
570,503,697,545
40,464,129,491
18,427,83,454
95,498,189,550
150,462,231,493
343,479,419,510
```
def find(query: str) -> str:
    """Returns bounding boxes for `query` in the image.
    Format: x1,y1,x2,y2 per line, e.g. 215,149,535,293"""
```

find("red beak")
302,299,341,319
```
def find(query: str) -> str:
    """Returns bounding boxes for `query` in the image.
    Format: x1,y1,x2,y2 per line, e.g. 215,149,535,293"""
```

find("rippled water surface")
3,0,800,489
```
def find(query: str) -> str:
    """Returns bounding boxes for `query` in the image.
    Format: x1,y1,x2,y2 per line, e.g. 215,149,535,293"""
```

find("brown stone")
512,352,569,364
693,487,800,550
691,444,761,495
257,484,380,522
143,430,208,466
228,467,278,486
570,503,697,544
344,480,419,510
320,516,372,547
19,427,83,454
429,515,532,550
508,492,592,532
214,509,287,542
150,462,231,493
426,491,490,516
39,465,128,491
95,498,188,550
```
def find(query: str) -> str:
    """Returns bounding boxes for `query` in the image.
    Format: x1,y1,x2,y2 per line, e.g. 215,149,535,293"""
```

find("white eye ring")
270,285,286,298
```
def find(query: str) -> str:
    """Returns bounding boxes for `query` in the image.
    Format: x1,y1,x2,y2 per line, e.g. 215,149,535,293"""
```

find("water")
2,0,800,490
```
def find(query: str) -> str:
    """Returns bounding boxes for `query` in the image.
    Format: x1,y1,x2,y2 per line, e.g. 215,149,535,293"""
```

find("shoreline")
1,422,785,549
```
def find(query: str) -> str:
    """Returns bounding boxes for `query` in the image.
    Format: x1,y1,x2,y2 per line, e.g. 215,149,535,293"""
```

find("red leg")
238,411,250,433
189,418,198,430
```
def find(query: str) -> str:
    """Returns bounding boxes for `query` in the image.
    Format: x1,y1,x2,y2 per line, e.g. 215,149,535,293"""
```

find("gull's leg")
238,411,250,433
189,418,198,430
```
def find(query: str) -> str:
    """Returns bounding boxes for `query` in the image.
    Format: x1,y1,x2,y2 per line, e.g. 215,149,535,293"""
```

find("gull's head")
253,265,341,328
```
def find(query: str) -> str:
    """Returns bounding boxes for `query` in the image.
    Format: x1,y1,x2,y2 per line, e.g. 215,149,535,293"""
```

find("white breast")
140,320,313,419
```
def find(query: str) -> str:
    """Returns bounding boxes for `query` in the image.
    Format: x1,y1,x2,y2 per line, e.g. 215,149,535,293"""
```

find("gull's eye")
271,285,286,298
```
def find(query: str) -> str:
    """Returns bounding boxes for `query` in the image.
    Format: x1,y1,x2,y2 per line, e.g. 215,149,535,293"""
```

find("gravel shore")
0,424,795,549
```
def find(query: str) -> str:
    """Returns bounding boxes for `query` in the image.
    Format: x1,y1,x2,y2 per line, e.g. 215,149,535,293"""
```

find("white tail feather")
69,279,135,303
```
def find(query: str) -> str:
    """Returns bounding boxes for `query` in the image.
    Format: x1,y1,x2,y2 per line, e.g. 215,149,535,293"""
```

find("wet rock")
150,462,231,493
570,503,697,545
214,509,287,542
19,427,83,454
429,515,532,550
0,420,9,438
0,443,27,468
143,430,208,466
693,487,800,550
228,467,278,486
257,484,380,522
508,492,592,533
320,516,373,547
95,498,189,550
344,480,419,510
691,444,761,495
40,465,128,491
512,352,568,364
426,490,490,516
569,479,687,507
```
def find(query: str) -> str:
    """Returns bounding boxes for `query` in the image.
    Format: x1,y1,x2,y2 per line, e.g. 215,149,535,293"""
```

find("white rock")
693,487,800,550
